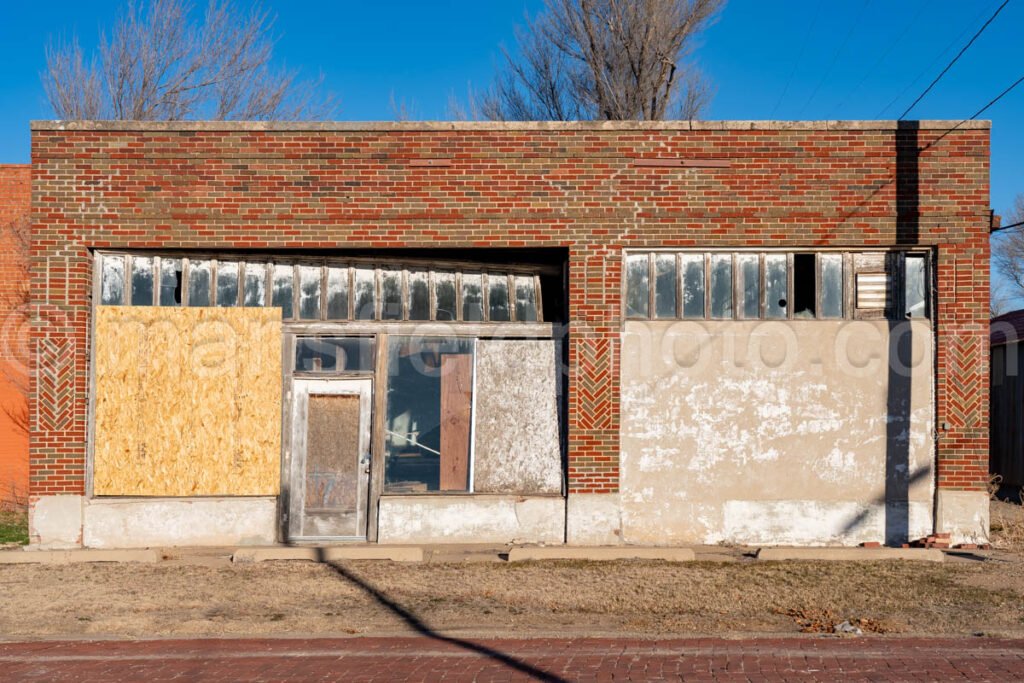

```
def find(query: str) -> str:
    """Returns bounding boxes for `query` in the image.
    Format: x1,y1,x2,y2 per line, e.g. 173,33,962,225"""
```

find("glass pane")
514,276,537,322
188,260,212,307
654,255,678,319
488,275,510,322
435,272,456,321
905,255,926,318
298,265,321,320
216,261,239,307
100,255,126,305
462,273,483,321
709,254,732,319
765,255,788,319
130,256,154,306
625,254,650,318
354,268,375,320
159,258,183,306
271,264,294,318
381,270,402,320
821,254,843,319
295,337,375,373
326,267,349,319
384,337,475,493
408,271,429,321
243,263,266,307
738,254,759,319
681,255,705,319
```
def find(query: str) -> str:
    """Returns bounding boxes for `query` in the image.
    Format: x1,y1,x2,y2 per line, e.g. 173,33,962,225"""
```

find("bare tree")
479,0,724,121
43,0,332,121
992,194,1024,314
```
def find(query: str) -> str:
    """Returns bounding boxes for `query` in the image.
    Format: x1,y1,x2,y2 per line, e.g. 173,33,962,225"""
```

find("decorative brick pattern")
36,337,75,434
28,121,991,496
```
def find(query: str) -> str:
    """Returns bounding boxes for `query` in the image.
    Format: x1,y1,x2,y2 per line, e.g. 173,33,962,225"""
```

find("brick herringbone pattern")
36,337,74,433
947,332,984,428
575,336,613,431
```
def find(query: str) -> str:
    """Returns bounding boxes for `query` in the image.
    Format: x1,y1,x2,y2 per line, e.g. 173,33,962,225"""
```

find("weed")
0,509,28,545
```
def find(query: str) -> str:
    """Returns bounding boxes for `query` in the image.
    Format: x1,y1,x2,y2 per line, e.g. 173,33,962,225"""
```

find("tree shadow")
313,548,567,682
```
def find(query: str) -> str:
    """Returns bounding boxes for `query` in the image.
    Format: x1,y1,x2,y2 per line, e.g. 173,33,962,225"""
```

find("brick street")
1,636,1022,682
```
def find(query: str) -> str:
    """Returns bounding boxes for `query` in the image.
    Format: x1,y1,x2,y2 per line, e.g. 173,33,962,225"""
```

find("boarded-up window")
92,307,282,496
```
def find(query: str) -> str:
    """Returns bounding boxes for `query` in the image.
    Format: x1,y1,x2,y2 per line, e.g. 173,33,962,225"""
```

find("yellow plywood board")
93,307,282,496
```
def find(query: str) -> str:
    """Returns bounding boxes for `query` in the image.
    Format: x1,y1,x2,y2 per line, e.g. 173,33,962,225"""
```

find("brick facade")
28,121,991,498
0,164,30,505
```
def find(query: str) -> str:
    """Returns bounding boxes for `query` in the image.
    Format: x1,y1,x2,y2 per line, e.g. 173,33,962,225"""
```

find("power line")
834,0,929,114
898,0,1011,120
920,71,1024,154
993,219,1024,234
797,0,871,118
769,0,823,119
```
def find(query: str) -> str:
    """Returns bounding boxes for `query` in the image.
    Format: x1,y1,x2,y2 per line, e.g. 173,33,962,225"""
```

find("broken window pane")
654,255,678,319
625,254,650,319
298,265,321,320
765,254,788,319
100,255,126,305
130,256,154,306
271,264,294,318
709,254,732,319
216,261,239,307
435,272,457,321
738,254,759,319
681,255,705,319
326,267,349,319
381,269,402,320
408,271,429,321
353,268,375,320
793,253,816,318
188,260,212,307
462,273,483,321
295,337,375,373
159,258,183,306
488,275,510,322
243,263,266,307
514,276,538,322
820,254,843,318
384,337,475,493
905,254,927,318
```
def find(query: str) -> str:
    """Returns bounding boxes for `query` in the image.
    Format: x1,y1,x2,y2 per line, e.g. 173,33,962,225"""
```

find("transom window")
625,250,929,321
96,253,543,323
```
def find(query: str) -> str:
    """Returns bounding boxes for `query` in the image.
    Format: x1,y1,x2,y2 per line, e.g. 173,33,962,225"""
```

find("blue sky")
0,0,1021,216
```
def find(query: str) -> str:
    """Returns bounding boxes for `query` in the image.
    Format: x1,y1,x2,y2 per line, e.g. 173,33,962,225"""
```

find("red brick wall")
0,164,30,507
28,121,991,497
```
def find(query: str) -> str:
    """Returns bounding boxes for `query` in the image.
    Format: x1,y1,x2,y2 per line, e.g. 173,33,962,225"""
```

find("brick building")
27,120,991,548
0,163,30,508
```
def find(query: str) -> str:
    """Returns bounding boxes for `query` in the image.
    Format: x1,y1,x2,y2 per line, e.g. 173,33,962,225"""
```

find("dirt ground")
1,501,1021,641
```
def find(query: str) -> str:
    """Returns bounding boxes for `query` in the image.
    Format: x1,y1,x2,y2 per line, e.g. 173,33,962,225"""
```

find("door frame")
286,377,373,542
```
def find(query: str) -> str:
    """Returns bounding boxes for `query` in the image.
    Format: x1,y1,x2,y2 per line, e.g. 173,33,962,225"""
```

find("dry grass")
0,556,1021,639
991,499,1024,551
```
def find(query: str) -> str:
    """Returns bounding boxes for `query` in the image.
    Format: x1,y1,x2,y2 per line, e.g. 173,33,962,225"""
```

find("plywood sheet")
93,306,282,496
473,340,562,494
439,354,472,490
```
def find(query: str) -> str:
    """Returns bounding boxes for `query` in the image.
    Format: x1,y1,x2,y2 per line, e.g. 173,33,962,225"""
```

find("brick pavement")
0,636,1022,682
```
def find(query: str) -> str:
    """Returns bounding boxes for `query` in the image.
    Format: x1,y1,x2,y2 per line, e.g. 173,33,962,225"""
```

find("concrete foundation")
29,495,84,549
82,497,278,548
935,489,990,545
377,495,565,544
566,493,623,545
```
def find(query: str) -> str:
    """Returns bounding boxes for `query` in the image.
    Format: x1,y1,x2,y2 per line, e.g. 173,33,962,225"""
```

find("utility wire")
993,219,1024,234
797,0,871,118
877,1,998,118
769,0,823,119
921,71,1024,153
899,0,1011,120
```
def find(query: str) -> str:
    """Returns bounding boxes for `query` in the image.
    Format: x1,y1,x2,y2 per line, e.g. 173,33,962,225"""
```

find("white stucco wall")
617,319,935,546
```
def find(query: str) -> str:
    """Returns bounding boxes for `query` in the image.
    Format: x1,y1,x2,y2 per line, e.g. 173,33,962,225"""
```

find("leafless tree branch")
43,0,333,121
479,0,724,121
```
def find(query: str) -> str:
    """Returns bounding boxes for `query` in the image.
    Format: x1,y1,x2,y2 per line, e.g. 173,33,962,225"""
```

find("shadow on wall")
314,548,567,683
0,369,28,511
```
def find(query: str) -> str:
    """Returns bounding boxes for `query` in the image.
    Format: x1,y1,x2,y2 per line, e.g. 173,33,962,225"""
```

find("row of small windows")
97,253,542,323
625,251,929,321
